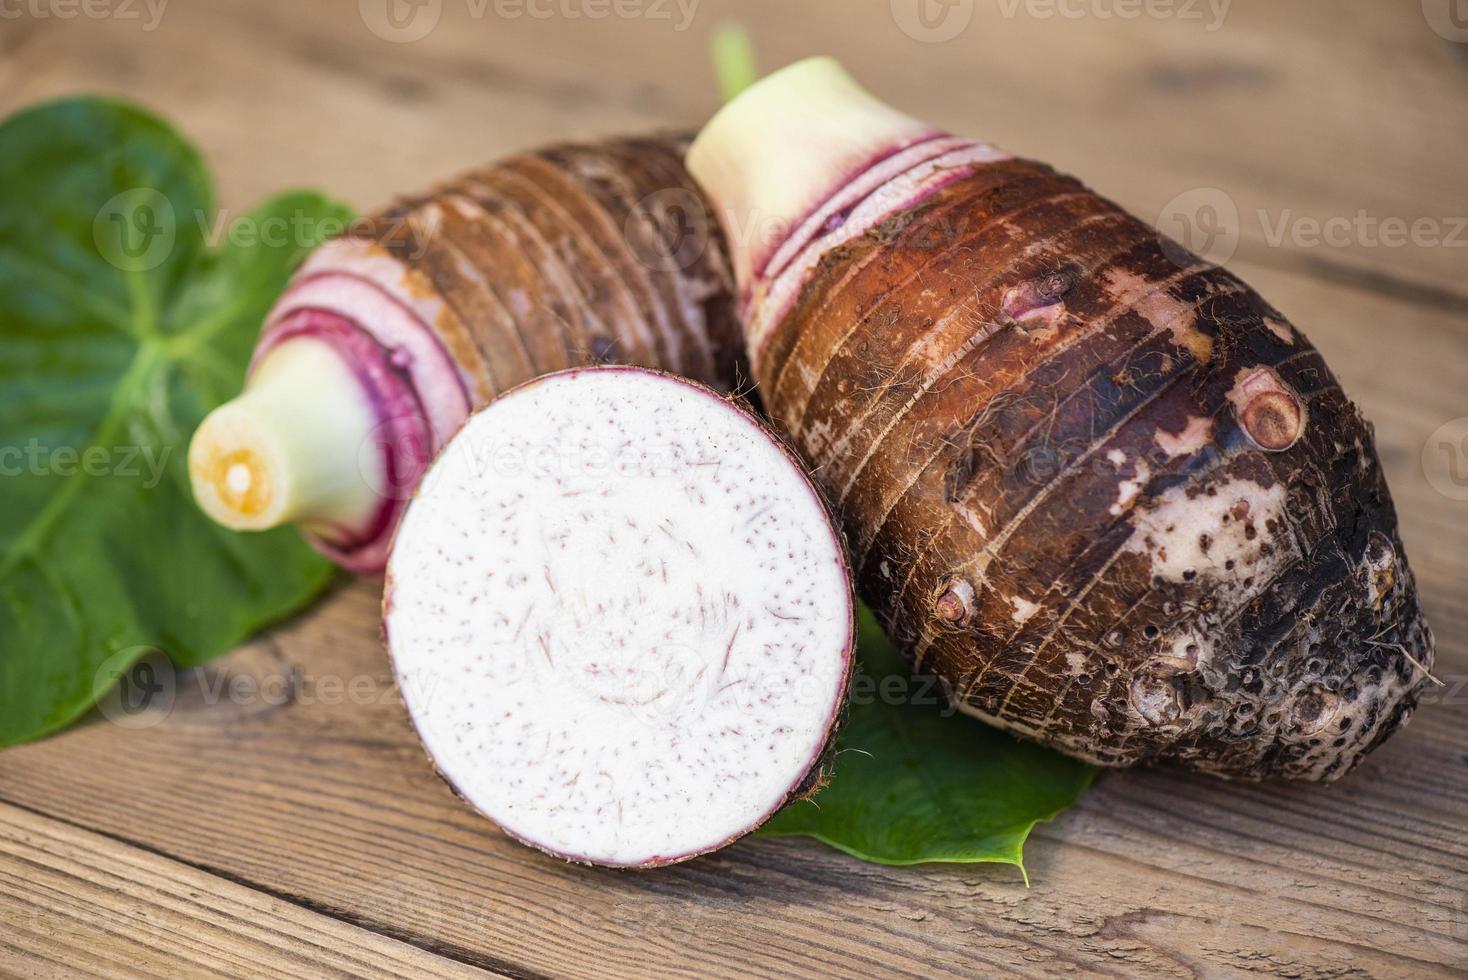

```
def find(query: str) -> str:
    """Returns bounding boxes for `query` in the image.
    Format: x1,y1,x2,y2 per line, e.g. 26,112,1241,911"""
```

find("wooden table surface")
2,1,1466,976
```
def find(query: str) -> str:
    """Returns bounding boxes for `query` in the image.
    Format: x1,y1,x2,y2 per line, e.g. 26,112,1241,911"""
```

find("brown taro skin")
359,133,743,404
247,134,742,573
759,158,1434,781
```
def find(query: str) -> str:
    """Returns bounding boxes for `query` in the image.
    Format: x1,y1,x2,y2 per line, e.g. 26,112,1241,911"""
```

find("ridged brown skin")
256,135,742,571
756,159,1434,780
360,133,742,403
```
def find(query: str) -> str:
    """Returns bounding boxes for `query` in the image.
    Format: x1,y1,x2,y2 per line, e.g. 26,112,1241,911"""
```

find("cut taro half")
384,366,855,867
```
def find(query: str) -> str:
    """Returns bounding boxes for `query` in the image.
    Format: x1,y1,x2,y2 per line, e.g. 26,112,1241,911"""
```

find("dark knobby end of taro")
1066,313,1433,780
685,56,1434,781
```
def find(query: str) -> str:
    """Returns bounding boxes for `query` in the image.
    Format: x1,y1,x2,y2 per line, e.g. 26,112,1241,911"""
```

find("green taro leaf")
0,97,352,746
760,607,1097,875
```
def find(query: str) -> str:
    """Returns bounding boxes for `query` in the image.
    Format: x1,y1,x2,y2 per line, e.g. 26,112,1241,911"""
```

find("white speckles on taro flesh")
384,367,854,867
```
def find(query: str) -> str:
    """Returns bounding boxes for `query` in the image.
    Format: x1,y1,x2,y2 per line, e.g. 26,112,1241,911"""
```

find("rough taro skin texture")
247,134,742,571
751,157,1434,781
361,134,745,400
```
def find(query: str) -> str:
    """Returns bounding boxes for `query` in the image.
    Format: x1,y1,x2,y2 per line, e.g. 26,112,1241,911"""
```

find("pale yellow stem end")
189,338,382,535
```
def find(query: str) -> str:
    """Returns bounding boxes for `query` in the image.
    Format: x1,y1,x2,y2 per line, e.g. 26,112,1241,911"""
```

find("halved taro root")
383,366,854,867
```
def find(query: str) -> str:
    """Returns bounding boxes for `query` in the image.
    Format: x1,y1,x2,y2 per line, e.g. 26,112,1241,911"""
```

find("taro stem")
189,336,384,541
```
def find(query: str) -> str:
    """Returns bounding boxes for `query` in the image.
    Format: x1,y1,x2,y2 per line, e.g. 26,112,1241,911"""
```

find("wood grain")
0,801,499,979
2,0,1463,299
0,261,1463,978
0,0,1465,976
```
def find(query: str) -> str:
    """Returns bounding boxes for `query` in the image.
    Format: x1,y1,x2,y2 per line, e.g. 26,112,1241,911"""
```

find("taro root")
686,58,1435,780
383,367,854,866
190,135,739,572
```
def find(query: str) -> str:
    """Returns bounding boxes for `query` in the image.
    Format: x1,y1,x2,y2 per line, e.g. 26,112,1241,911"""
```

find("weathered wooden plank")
0,618,1462,978
0,2,1465,976
0,801,501,979
0,257,1462,977
1,0,1463,301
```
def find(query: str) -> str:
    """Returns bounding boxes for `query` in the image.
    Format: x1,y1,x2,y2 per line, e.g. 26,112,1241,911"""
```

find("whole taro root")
190,135,740,572
688,58,1435,780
